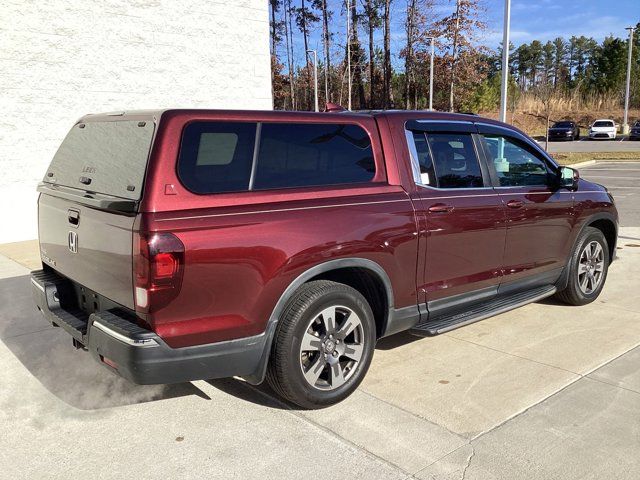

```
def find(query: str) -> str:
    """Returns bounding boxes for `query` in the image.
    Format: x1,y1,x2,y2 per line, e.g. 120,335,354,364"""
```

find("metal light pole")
307,49,319,112
427,37,435,110
622,26,635,135
499,0,511,123
346,0,352,110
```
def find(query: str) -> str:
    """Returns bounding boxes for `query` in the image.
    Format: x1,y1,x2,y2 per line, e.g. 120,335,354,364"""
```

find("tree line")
269,1,640,114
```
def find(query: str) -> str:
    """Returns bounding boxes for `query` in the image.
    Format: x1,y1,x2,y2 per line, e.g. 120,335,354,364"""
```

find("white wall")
0,0,272,243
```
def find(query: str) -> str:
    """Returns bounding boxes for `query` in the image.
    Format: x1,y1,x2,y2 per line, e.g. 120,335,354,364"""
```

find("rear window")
593,121,614,127
44,120,155,200
177,122,375,194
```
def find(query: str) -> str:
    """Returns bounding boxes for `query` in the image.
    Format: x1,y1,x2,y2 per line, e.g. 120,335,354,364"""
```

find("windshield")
593,121,614,128
553,122,572,128
634,121,640,127
44,120,155,200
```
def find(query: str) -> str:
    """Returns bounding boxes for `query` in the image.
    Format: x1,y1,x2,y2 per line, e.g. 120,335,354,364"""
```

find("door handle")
428,203,454,213
506,200,524,209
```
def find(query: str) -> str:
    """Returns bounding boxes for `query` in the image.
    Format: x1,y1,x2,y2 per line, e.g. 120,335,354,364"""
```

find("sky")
289,0,639,68
483,0,639,46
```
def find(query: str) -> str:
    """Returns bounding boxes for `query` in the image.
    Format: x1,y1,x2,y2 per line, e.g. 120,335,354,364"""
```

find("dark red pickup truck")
31,109,617,408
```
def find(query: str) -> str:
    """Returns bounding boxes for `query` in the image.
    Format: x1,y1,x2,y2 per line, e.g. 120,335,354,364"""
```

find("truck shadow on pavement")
0,275,207,410
206,331,426,410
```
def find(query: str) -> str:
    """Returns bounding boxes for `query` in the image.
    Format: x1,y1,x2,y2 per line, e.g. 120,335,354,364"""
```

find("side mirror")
559,166,579,190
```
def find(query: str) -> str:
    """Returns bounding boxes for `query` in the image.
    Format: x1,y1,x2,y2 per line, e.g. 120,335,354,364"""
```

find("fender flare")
556,211,618,291
243,258,395,385
574,211,618,255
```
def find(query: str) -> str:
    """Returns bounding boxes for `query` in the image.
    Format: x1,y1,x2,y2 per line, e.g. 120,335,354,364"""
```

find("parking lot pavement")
1,168,639,479
578,162,640,227
539,139,640,153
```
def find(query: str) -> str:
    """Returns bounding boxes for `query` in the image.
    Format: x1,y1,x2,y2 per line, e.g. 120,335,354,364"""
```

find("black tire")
554,227,610,306
266,280,376,409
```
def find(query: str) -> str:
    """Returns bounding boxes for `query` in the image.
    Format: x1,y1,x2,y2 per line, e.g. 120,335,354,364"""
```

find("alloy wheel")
578,240,605,295
299,305,365,391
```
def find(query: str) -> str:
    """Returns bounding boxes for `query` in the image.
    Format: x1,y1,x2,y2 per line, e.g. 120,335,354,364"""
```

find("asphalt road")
579,162,640,227
539,138,640,153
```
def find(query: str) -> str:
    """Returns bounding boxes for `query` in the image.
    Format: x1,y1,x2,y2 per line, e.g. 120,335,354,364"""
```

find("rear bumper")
31,269,269,385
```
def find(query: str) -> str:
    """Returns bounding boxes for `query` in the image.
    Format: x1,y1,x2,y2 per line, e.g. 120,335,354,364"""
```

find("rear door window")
44,120,155,200
253,123,375,190
426,133,484,188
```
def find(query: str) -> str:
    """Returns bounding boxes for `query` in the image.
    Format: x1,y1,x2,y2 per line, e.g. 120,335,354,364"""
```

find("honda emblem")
68,231,78,253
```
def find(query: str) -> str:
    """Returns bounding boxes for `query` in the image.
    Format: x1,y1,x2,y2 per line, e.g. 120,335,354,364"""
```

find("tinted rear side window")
253,123,374,190
178,122,257,194
426,133,484,188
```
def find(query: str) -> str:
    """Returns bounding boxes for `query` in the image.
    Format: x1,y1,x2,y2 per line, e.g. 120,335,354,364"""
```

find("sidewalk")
0,229,639,479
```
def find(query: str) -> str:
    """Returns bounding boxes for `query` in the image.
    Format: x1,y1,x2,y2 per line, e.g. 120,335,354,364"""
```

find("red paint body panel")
415,188,506,300
499,187,574,281
143,190,418,347
138,110,422,348
112,109,617,348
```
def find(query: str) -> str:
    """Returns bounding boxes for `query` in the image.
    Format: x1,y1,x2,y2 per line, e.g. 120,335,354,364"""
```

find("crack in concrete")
233,380,412,478
465,340,640,443
358,388,467,441
460,444,475,480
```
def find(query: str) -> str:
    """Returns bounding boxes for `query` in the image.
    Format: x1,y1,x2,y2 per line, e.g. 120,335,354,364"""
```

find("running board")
409,285,557,336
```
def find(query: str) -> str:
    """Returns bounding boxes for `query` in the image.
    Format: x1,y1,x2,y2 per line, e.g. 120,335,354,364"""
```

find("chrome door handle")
428,203,454,213
506,200,524,209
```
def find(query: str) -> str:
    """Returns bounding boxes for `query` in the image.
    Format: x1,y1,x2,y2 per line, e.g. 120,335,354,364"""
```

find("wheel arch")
243,258,395,385
586,215,617,263
556,212,617,292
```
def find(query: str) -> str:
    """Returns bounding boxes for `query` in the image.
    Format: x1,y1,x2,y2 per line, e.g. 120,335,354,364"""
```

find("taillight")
133,232,185,313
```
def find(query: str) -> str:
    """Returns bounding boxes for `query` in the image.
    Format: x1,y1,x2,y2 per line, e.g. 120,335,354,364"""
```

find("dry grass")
516,91,620,114
481,92,639,138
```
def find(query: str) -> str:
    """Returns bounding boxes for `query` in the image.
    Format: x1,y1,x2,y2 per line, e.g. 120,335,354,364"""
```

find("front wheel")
555,227,610,305
266,280,376,409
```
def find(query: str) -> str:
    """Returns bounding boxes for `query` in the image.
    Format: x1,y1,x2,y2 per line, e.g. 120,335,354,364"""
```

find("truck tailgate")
38,193,135,309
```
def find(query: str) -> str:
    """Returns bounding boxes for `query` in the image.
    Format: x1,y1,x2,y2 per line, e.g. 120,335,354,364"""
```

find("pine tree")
383,0,393,108
293,1,320,110
552,37,567,89
313,0,332,104
364,0,383,107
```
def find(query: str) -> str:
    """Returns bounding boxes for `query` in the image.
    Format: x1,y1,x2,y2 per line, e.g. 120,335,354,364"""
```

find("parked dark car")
31,108,617,408
630,120,640,140
548,120,580,141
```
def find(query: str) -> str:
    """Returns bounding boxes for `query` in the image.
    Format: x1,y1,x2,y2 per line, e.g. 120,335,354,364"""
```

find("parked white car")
589,119,617,140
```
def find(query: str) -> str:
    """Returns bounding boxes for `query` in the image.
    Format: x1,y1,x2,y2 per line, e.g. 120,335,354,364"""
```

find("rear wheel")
266,280,376,409
555,227,609,305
